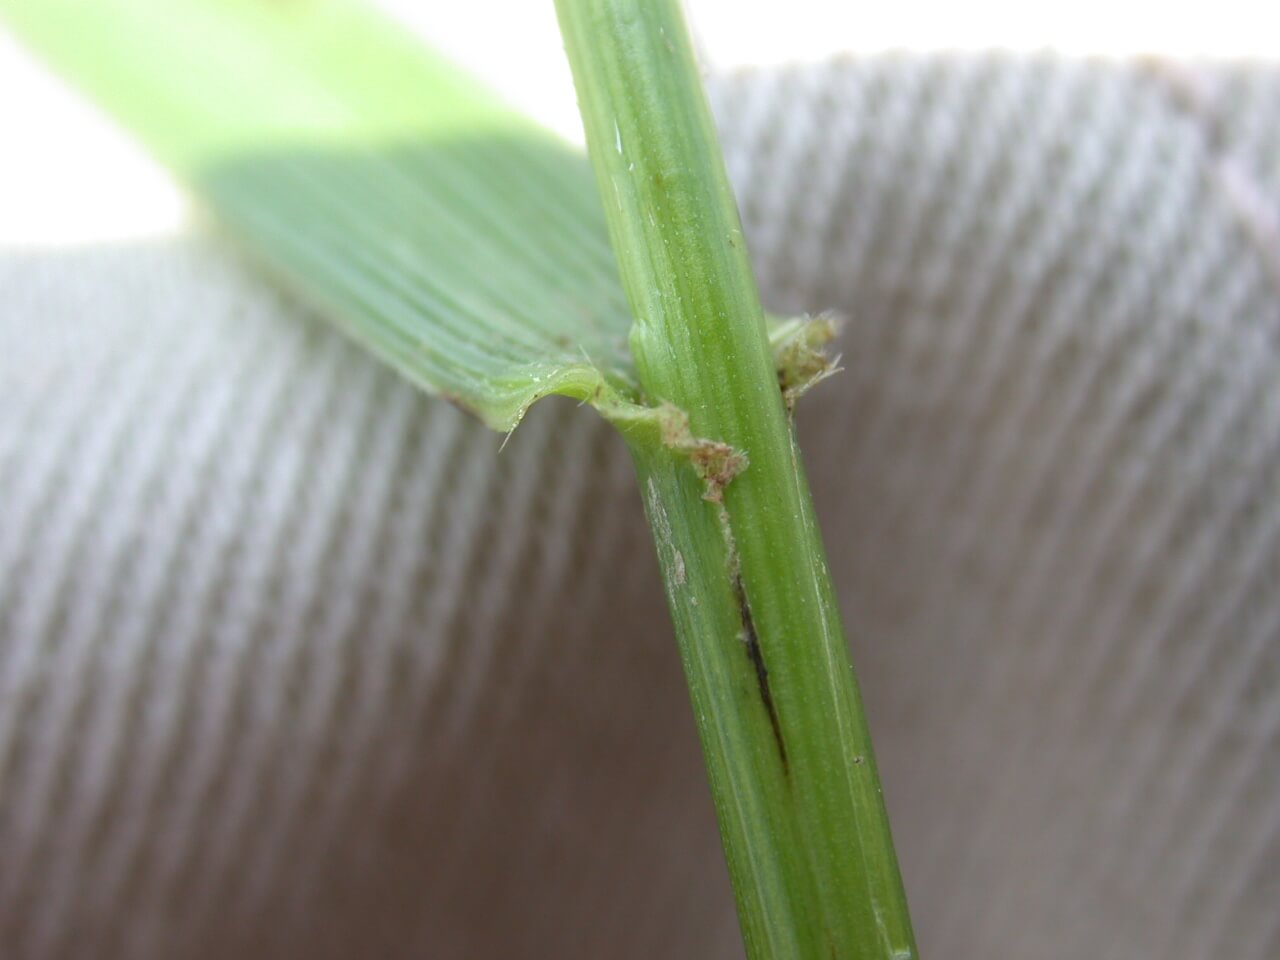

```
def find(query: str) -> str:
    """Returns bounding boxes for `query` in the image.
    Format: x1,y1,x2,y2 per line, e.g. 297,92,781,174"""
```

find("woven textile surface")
1,51,1278,959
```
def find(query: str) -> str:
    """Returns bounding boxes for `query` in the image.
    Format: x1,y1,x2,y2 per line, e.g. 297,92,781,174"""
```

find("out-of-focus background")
1,2,1277,958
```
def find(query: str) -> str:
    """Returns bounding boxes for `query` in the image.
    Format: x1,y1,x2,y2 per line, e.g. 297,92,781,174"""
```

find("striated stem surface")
557,1,918,956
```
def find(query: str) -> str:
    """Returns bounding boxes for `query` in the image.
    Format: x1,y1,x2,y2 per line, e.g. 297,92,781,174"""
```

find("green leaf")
1,0,638,430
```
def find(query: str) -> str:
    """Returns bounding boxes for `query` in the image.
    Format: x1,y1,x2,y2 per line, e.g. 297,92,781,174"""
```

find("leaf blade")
1,0,637,430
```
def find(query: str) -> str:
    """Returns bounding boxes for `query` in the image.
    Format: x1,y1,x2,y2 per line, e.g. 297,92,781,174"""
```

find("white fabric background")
1,24,1278,960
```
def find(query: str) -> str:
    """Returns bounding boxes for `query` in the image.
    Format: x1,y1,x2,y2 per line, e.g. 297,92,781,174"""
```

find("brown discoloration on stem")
688,440,747,503
734,574,788,774
604,400,749,501
773,313,843,413
653,402,748,501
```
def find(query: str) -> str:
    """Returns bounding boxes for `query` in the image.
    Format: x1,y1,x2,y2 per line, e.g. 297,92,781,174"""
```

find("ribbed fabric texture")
1,54,1278,959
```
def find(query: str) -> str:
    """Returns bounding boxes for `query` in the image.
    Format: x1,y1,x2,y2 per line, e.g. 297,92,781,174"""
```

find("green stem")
555,2,918,957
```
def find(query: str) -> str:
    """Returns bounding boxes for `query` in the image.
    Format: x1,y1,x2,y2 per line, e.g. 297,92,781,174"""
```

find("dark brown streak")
734,575,788,774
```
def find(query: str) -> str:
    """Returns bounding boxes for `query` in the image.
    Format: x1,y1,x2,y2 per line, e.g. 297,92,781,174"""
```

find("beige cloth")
1,52,1278,959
